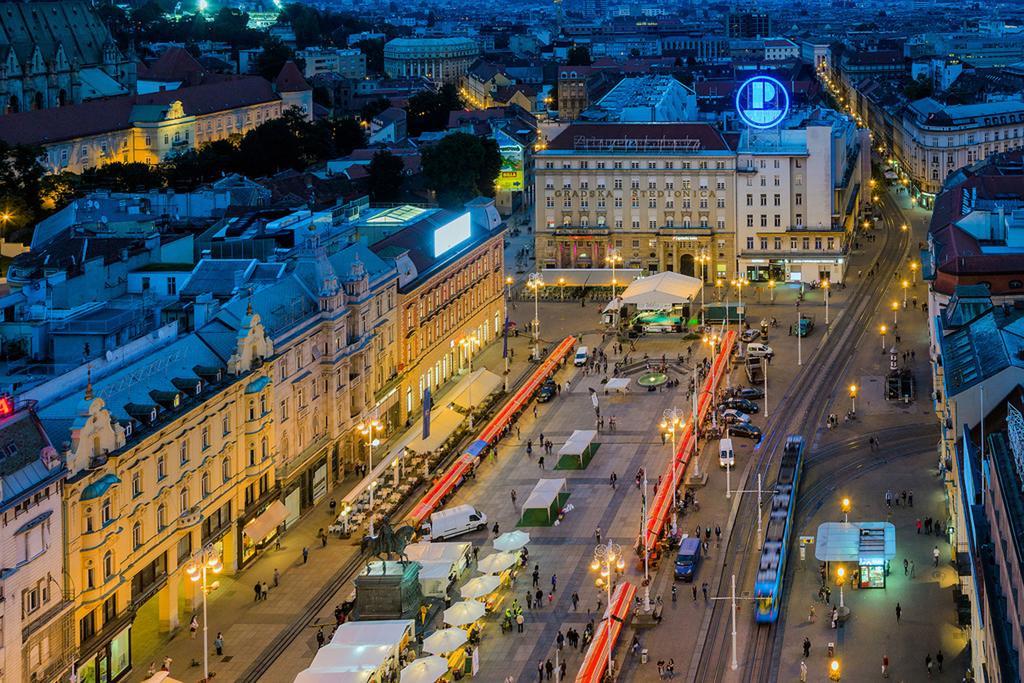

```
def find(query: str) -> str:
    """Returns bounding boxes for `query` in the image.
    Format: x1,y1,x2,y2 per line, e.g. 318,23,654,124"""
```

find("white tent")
616,272,702,310
460,574,501,599
476,551,518,574
400,656,449,683
295,671,373,683
417,561,455,598
422,627,468,656
521,478,568,525
329,619,415,648
311,644,394,671
557,429,597,466
443,600,486,626
447,369,502,410
295,620,413,683
493,530,531,552
605,377,631,392
405,542,471,571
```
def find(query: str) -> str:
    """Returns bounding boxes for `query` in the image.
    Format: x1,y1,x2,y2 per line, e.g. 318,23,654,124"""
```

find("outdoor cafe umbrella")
493,530,531,553
460,574,501,600
443,600,486,626
400,656,449,683
476,551,518,574
422,627,469,656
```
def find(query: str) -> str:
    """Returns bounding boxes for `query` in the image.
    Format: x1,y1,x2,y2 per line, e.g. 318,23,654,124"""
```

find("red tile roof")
139,47,207,84
275,61,311,93
546,123,732,151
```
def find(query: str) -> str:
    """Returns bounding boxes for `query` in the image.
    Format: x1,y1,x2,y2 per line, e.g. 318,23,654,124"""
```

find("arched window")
261,437,268,460
103,550,114,579
33,91,43,110
260,394,267,415
201,472,210,497
157,504,166,530
84,507,94,533
132,522,142,549
179,487,189,513
248,400,256,421
85,561,95,589
221,457,231,482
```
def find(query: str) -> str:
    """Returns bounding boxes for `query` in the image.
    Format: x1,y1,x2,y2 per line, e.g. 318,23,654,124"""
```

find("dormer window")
125,422,133,438
194,381,202,396
150,408,157,422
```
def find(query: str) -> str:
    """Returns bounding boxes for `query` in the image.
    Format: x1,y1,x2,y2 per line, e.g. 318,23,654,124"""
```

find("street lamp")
910,261,919,284
591,541,625,680
830,659,841,681
661,407,686,534
848,384,857,415
527,273,544,360
822,280,830,326
558,277,566,301
879,324,887,351
505,275,514,299
460,334,480,426
768,278,776,303
606,249,623,299
697,251,710,324
357,419,383,532
339,502,352,535
902,279,909,306
891,301,899,326
185,545,223,683
731,278,748,308
900,223,908,233
715,278,724,302
841,497,851,524
836,566,846,609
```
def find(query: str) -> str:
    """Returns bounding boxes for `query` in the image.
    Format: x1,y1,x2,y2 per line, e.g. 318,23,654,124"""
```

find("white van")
574,346,589,366
718,438,735,468
423,505,488,541
746,343,774,359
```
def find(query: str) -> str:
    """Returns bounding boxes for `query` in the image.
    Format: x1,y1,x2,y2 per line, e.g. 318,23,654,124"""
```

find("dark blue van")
674,537,702,582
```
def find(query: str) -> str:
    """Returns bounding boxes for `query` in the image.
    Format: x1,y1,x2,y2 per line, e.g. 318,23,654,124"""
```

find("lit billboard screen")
434,212,472,257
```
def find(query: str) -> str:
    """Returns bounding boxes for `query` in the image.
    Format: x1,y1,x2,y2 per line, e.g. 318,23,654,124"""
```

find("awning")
884,170,898,179
243,500,288,541
537,268,643,287
617,272,702,310
575,582,636,683
558,430,597,457
522,478,568,523
447,369,502,410
815,522,897,563
405,407,463,453
605,378,630,391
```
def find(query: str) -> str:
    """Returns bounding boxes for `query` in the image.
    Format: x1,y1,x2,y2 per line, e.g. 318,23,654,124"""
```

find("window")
132,522,142,549
827,237,835,251
103,551,114,579
24,586,40,614
746,237,755,249
202,472,210,497
773,215,781,227
179,487,189,513
795,193,803,206
157,456,166,480
222,415,230,436
773,194,781,206
746,215,754,227
132,472,141,498
760,238,768,250
201,426,210,450
795,213,803,226
760,194,767,206
815,238,822,250
222,458,231,483
101,498,112,525
157,504,166,530
249,444,256,467
179,440,188,465
167,277,177,296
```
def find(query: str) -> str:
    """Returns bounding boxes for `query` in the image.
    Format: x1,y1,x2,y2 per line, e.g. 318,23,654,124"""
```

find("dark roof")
545,123,732,151
275,61,311,93
0,77,279,146
374,107,407,124
139,47,207,84
0,1,117,67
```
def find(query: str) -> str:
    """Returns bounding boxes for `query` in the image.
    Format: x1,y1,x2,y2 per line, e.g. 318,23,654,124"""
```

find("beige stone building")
534,122,737,280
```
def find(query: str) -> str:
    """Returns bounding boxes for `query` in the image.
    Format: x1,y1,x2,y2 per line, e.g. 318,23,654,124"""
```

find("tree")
421,133,501,209
367,150,405,201
81,163,163,193
567,45,592,66
903,74,933,101
0,141,46,238
407,83,464,136
255,38,294,82
331,117,367,156
360,97,392,123
355,38,386,75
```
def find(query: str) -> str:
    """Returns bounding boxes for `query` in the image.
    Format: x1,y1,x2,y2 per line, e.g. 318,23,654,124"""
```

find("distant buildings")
383,37,479,85
0,0,136,114
726,9,771,39
584,75,697,122
298,48,368,80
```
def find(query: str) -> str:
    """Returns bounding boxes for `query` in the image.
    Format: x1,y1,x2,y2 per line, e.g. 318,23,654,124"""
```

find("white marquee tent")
607,272,702,311
557,430,597,466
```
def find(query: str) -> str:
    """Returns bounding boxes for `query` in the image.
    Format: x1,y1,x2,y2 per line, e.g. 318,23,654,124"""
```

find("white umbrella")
460,574,501,599
443,600,486,626
422,627,468,655
493,530,531,552
477,551,517,574
400,656,449,683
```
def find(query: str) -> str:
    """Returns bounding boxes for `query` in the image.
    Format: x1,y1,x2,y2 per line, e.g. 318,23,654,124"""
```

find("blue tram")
754,435,805,623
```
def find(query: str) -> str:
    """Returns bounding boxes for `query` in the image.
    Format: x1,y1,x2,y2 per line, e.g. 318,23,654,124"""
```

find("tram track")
690,191,913,683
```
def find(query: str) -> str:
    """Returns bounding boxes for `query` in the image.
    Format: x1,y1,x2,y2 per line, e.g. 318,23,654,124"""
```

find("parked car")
732,386,765,400
537,379,557,402
720,397,759,414
674,537,703,581
740,328,760,343
729,422,763,440
719,408,751,424
790,316,815,337
746,343,774,359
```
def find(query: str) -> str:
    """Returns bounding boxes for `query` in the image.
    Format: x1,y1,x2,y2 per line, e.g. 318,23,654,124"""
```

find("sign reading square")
433,213,472,258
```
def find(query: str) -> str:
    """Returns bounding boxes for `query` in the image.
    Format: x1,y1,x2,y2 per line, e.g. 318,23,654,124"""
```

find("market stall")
556,430,598,469
404,541,471,597
400,656,449,683
520,478,569,526
604,378,631,393
493,530,530,553
294,619,414,683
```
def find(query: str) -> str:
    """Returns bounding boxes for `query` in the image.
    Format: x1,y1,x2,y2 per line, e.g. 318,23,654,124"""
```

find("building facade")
0,399,73,683
534,122,737,279
383,38,479,85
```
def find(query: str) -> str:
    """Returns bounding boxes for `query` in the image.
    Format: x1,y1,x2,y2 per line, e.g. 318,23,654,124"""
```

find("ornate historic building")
0,1,136,114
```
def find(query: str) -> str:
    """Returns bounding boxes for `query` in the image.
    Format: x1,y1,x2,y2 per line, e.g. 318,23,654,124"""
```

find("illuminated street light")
830,659,841,681
836,566,846,608
891,301,899,326
558,277,566,301
357,419,383,532
879,324,887,351
526,273,544,359
910,261,919,284
822,280,830,326
606,249,623,299
902,279,909,306
848,383,857,415
841,496,851,523
591,541,625,679
185,545,223,682
768,278,776,303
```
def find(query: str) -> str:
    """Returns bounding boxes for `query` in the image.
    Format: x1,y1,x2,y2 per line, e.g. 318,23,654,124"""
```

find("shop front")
239,499,289,567
77,622,132,683
815,521,896,590
743,259,787,283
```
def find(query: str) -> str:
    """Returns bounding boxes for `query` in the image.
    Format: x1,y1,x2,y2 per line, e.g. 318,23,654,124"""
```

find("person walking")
253,582,261,602
701,582,709,601
908,489,914,507
533,566,540,588
916,518,922,534
537,660,544,682
802,637,811,657
261,581,269,600
517,613,525,633
895,602,902,623
882,654,889,678
692,585,698,601
571,592,579,610
903,558,909,576
933,545,940,566
936,650,944,672
273,567,280,587
316,626,326,648
302,546,309,564
511,489,518,506
926,653,933,677
189,615,199,639
551,574,557,592
538,455,545,469
595,527,602,544
526,592,534,609
493,522,501,537
214,631,224,656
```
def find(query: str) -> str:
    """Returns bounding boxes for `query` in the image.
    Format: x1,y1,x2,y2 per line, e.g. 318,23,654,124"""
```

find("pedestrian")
316,626,325,648
261,581,269,600
511,489,518,506
802,637,811,657
214,632,224,656
189,615,199,639
917,519,922,534
800,660,808,683
551,574,557,592
936,649,944,672
533,567,540,588
557,631,564,650
692,584,698,601
560,661,567,681
901,489,907,505
273,567,280,587
926,653,933,676
517,613,525,633
895,602,902,623
253,582,261,602
808,605,816,623
904,558,909,576
162,656,172,672
885,489,893,508
536,588,543,607
537,660,544,682
933,545,940,566
882,654,889,678
911,560,916,577
538,455,545,469
329,498,336,516
908,489,914,507
701,582,709,601
303,546,309,564
572,592,579,610
527,592,534,609
657,660,665,678
595,527,602,544
546,658,555,681
493,522,500,537
666,658,675,679
548,591,554,605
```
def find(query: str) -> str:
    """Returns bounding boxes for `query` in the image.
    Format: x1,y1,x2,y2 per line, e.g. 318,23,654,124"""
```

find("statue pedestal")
355,561,423,620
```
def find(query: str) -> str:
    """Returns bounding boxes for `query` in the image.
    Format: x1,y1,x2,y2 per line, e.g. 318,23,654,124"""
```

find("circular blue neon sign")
735,75,790,129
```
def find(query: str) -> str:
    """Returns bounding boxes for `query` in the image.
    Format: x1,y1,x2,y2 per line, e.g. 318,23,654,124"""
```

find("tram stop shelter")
519,478,569,526
815,522,896,588
556,430,598,469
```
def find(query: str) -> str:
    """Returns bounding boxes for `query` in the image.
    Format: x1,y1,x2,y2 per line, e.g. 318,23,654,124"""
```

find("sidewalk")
129,332,542,682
